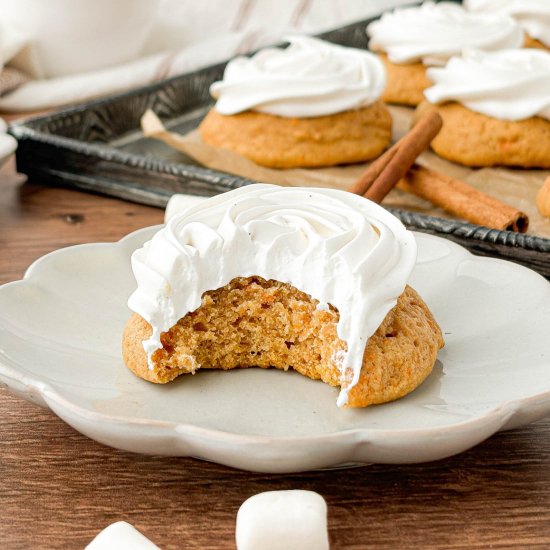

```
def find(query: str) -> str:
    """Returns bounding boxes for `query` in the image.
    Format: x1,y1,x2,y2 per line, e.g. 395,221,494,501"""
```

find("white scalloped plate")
1,227,549,473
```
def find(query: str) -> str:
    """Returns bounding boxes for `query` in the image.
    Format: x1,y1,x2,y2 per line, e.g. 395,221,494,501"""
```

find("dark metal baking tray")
9,10,550,278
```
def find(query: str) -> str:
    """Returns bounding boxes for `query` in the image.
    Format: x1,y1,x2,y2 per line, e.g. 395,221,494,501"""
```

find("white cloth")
0,116,16,166
0,0,411,111
0,20,27,68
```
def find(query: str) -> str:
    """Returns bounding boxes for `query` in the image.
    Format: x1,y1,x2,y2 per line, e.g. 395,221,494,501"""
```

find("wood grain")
0,160,549,549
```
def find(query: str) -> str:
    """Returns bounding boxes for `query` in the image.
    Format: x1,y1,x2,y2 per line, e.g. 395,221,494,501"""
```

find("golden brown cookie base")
415,101,550,168
378,53,431,107
122,277,444,408
198,102,392,168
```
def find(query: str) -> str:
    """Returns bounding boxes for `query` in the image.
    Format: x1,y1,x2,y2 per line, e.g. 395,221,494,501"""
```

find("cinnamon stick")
349,109,442,201
399,165,529,233
348,143,399,196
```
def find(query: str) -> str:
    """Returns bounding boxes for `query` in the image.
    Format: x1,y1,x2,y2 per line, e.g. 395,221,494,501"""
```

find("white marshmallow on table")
236,490,330,550
85,521,160,550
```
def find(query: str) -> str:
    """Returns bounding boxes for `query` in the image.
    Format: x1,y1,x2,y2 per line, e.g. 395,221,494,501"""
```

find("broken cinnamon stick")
399,165,529,233
349,109,442,201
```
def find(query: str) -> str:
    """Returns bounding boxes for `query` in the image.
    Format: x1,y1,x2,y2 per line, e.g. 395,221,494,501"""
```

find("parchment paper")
141,107,550,237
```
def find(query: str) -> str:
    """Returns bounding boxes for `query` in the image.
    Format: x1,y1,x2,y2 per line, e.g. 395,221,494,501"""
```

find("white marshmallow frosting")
425,49,550,121
366,1,524,65
209,35,386,118
128,184,416,407
465,0,550,47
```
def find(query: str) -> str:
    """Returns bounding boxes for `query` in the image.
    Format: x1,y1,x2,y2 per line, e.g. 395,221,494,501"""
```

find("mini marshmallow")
236,490,329,550
85,521,160,550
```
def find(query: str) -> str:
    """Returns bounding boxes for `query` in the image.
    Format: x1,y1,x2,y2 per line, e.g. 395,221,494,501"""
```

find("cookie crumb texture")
416,101,550,168
123,277,443,407
379,53,432,107
198,102,392,168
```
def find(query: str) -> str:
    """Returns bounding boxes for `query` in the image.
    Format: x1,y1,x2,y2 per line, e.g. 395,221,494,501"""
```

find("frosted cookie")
421,49,550,168
122,185,444,408
366,1,523,106
199,36,391,168
465,0,550,50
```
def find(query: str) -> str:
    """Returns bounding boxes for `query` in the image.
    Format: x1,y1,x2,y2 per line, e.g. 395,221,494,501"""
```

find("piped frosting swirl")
209,36,386,118
465,0,550,48
366,1,524,65
128,184,417,407
425,49,550,121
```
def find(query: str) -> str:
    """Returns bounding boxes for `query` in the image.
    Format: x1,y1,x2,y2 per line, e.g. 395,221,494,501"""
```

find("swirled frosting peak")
128,184,417,407
425,49,550,121
366,1,524,65
465,0,550,47
209,36,386,118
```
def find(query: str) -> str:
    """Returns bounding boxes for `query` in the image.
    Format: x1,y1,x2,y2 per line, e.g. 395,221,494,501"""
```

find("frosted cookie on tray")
122,184,444,408
464,0,550,51
366,1,523,106
419,48,550,168
198,36,391,169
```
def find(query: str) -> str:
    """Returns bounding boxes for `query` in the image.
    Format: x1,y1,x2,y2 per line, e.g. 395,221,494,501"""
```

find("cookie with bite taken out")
122,185,444,408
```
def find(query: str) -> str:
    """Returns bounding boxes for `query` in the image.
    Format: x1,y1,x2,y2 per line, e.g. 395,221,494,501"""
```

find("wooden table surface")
1,159,549,550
